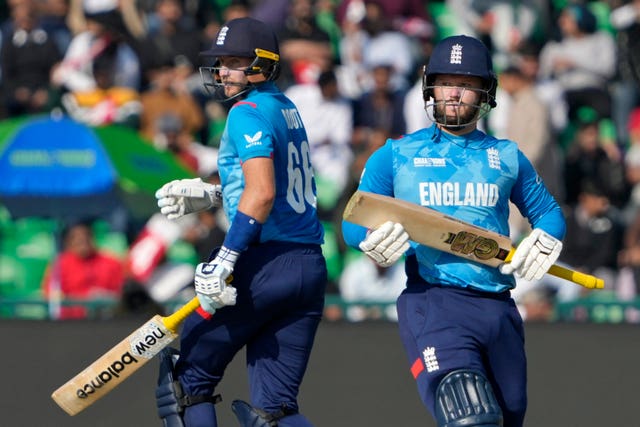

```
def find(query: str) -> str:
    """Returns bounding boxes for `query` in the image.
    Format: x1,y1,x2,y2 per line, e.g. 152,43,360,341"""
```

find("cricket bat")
343,191,604,290
51,296,201,416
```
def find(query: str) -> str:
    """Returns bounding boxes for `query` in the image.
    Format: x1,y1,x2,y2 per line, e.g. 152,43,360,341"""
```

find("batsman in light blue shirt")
343,35,566,427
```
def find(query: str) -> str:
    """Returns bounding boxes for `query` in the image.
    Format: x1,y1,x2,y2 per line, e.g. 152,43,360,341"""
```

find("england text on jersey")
419,182,499,207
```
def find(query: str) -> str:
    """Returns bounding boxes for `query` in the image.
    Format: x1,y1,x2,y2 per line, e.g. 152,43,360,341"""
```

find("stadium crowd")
0,0,639,322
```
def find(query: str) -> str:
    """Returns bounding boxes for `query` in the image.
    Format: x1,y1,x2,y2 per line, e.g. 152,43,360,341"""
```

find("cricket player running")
342,35,566,427
153,18,327,427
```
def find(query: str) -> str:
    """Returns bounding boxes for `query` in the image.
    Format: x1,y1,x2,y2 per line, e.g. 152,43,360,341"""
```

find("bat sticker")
443,231,510,261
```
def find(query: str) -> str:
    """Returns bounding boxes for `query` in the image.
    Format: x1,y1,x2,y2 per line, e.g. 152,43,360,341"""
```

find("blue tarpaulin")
0,116,117,197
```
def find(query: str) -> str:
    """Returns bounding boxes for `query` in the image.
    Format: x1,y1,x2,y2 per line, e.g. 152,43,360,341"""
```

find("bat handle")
162,296,201,332
506,249,604,289
547,264,605,289
160,275,233,332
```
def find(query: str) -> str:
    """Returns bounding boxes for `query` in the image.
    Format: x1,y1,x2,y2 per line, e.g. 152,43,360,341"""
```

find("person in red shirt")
42,221,125,319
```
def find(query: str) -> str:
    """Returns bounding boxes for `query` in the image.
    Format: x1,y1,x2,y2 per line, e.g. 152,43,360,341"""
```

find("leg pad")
435,369,503,427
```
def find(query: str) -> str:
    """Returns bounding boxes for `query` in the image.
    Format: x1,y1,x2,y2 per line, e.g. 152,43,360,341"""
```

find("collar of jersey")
248,81,278,96
435,127,487,149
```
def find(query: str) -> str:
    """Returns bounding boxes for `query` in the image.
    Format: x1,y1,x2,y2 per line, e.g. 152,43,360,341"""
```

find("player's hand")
499,228,563,281
155,178,222,220
194,246,239,314
359,221,410,267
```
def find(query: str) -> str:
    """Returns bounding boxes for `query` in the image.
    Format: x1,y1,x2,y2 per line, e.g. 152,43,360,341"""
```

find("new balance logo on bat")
75,353,138,399
75,321,173,400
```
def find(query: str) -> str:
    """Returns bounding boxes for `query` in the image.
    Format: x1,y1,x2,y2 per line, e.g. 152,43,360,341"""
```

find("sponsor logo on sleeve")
244,131,263,148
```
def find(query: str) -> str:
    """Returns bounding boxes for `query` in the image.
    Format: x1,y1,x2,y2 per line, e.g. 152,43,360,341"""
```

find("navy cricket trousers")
176,241,327,426
397,276,527,426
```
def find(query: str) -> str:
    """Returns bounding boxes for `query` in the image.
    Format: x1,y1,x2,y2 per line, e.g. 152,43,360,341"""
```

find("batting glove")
155,178,222,220
359,221,410,267
194,246,239,314
499,228,563,281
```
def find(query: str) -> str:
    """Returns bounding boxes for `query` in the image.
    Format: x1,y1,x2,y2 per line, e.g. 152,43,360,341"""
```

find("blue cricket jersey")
218,82,324,245
343,126,566,293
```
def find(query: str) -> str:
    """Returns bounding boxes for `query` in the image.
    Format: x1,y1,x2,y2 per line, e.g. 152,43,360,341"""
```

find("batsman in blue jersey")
153,18,327,427
343,35,566,427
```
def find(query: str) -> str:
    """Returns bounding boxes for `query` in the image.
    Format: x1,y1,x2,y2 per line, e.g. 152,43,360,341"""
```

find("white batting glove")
194,246,239,314
499,228,563,281
359,221,410,267
155,178,222,220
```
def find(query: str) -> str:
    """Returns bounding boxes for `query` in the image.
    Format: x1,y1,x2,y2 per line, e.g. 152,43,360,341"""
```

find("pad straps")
173,379,222,409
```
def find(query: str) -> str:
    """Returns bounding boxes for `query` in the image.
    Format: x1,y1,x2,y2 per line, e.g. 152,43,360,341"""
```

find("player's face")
217,56,252,98
432,74,485,127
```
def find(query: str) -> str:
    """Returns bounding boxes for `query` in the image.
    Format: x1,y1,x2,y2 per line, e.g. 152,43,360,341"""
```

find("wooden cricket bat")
343,191,604,290
51,296,201,416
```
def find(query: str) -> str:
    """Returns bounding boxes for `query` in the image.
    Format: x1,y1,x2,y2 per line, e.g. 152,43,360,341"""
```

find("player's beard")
433,100,480,129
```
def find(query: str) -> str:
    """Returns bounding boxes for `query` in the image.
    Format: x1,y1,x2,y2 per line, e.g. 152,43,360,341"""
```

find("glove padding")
359,221,410,267
499,228,563,281
194,246,239,314
155,178,222,220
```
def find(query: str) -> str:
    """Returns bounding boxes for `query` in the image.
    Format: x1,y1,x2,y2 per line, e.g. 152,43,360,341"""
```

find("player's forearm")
237,191,273,223
529,204,566,241
239,157,276,222
342,220,368,250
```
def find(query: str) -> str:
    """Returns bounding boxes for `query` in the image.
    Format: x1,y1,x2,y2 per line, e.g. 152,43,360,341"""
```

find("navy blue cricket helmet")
199,17,281,99
422,35,497,108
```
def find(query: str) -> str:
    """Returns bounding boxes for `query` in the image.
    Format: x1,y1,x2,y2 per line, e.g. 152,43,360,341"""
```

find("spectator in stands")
538,4,616,123
0,0,62,118
336,0,433,58
60,48,142,127
285,69,354,215
338,253,406,321
560,179,624,291
622,107,640,222
358,0,415,90
315,0,342,65
352,63,407,143
336,0,417,98
277,0,333,89
445,0,539,69
335,0,370,100
251,0,290,32
38,0,73,54
137,0,203,75
51,2,141,93
42,220,125,319
618,155,640,296
66,0,145,37
139,57,205,143
513,40,569,134
610,0,640,147
563,111,629,209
